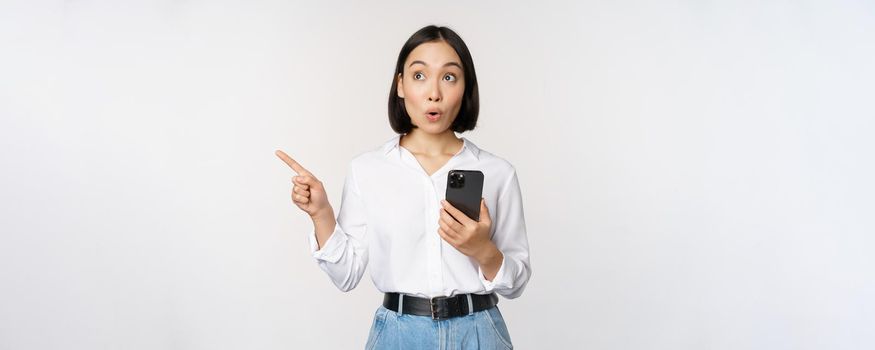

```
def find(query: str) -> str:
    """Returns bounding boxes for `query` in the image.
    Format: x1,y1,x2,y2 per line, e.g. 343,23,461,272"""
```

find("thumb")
479,198,491,223
295,175,321,188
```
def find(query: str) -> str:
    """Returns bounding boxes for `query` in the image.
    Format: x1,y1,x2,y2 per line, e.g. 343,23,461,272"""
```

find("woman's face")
397,40,465,135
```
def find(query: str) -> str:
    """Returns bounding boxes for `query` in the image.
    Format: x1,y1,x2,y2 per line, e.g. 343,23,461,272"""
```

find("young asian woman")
276,25,531,350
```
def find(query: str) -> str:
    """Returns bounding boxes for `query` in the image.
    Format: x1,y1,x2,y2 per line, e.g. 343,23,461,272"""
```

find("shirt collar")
381,134,480,160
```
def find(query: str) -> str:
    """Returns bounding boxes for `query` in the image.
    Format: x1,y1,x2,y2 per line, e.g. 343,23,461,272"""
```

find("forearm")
476,243,504,282
312,208,336,250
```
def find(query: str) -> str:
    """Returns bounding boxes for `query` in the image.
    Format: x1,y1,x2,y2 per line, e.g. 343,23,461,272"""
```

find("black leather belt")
383,292,498,320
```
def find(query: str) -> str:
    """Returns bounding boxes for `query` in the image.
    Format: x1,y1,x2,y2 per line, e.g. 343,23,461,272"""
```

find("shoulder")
467,138,516,171
478,149,516,173
346,135,400,171
464,137,519,185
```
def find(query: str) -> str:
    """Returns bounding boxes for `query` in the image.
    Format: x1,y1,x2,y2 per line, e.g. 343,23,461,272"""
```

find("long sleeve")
307,164,369,292
477,168,533,299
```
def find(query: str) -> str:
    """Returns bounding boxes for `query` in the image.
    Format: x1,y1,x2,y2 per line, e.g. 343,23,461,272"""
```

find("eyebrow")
408,60,463,70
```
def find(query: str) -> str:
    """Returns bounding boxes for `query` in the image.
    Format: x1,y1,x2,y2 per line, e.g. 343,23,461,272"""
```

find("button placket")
424,175,443,295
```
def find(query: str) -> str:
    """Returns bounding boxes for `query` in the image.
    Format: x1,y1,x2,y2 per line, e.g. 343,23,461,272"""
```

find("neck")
400,129,462,156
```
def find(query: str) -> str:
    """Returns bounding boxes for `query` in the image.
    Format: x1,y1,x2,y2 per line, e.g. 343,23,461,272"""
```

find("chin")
413,117,456,134
414,124,451,135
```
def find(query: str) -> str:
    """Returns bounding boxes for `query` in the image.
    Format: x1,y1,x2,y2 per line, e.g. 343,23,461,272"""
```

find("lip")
425,107,442,122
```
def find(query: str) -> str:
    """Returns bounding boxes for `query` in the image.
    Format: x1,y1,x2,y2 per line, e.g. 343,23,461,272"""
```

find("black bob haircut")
388,25,480,134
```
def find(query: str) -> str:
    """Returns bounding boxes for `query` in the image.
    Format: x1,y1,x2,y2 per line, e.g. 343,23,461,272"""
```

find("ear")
396,73,405,98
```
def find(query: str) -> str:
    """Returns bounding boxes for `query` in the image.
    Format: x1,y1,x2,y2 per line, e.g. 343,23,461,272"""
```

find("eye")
413,72,425,80
443,74,457,82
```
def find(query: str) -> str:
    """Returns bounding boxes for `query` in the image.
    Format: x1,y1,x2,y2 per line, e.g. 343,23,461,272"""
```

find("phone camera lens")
454,174,465,187
449,172,465,188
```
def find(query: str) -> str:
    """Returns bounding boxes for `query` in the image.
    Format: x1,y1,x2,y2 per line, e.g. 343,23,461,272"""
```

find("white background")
1,0,873,349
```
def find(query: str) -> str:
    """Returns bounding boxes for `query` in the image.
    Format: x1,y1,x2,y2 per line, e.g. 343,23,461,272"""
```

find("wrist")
475,243,501,265
311,206,335,223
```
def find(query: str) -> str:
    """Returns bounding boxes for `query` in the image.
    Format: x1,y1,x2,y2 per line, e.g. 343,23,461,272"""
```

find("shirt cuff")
478,254,514,292
308,225,347,263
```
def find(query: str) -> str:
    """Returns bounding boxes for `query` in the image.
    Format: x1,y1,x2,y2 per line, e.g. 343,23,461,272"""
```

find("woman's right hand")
275,150,333,220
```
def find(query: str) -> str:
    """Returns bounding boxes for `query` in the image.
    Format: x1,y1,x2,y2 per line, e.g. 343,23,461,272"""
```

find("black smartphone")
445,170,484,222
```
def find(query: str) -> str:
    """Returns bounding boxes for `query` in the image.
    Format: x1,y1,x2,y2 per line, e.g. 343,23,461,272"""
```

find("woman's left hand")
438,198,496,263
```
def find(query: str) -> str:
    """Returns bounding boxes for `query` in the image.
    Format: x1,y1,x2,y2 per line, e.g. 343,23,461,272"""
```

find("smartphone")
445,169,484,222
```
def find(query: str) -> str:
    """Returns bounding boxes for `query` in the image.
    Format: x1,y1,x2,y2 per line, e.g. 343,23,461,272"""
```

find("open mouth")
426,109,442,122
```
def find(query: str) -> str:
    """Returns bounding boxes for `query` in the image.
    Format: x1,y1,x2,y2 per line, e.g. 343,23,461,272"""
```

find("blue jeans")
365,304,514,349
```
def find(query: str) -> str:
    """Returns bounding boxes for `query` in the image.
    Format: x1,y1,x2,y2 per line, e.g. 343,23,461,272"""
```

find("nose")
427,80,441,102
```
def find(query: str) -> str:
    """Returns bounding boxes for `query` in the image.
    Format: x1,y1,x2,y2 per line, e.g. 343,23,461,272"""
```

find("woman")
276,25,531,349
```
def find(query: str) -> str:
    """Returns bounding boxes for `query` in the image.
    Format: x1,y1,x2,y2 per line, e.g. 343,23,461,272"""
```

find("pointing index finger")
275,149,311,175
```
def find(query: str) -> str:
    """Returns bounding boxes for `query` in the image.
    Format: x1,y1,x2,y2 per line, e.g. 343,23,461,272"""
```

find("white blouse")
307,135,532,299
